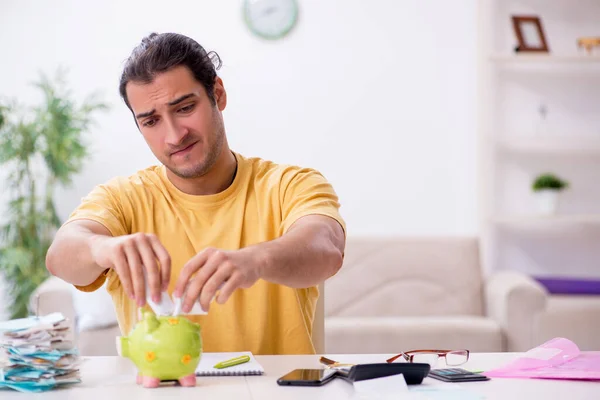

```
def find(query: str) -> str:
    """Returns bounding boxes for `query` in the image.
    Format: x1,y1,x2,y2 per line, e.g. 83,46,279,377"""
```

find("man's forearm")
46,222,110,286
252,216,345,288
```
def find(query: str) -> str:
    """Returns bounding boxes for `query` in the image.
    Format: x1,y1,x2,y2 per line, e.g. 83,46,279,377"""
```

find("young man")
45,33,345,355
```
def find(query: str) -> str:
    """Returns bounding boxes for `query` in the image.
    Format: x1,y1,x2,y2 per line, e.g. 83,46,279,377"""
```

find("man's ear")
214,76,227,111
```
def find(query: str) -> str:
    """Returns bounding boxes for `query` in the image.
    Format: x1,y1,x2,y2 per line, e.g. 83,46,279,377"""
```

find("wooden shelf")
497,136,600,156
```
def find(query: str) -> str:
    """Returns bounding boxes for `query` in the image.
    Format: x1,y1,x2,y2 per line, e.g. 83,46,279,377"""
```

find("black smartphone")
276,369,338,386
428,368,490,382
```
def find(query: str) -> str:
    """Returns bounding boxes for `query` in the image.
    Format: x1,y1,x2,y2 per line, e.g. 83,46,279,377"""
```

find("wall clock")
243,0,299,40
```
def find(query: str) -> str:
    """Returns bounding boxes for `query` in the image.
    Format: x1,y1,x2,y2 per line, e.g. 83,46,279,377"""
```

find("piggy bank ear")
142,311,160,333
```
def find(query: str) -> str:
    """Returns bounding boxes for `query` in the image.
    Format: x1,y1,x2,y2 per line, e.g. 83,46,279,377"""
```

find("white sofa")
325,237,600,353
31,236,600,355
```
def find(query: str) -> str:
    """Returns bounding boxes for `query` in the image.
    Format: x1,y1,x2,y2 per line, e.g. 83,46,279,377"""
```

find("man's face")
126,65,227,179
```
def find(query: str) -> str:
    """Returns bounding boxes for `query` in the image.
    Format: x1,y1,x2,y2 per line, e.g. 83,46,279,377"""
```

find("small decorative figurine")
117,311,202,388
577,37,600,55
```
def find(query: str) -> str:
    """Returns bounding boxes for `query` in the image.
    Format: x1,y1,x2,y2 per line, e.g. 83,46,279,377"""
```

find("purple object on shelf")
534,277,600,295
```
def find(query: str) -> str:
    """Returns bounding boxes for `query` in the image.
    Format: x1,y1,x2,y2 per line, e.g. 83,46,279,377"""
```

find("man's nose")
164,117,188,145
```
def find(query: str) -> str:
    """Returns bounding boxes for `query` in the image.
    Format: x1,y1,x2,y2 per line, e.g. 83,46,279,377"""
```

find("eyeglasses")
386,349,470,367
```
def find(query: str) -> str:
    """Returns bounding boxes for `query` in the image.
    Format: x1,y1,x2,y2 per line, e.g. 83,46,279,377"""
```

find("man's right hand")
90,233,171,306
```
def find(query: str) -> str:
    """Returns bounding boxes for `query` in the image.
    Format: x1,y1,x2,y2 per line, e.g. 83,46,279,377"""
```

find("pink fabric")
485,338,600,380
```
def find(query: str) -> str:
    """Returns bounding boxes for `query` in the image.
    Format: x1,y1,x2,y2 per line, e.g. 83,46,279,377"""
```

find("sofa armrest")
29,276,77,328
485,270,548,352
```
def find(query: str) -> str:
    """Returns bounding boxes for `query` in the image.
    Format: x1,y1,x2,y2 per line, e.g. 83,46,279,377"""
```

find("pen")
213,355,250,369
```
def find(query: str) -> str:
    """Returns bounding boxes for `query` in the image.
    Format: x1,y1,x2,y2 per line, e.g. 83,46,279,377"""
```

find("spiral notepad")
195,352,264,376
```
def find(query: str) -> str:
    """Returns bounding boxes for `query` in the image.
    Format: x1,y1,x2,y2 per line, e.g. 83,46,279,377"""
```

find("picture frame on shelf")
511,15,549,53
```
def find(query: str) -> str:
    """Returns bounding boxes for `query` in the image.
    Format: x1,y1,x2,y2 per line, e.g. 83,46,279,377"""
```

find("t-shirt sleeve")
279,167,346,236
65,179,131,292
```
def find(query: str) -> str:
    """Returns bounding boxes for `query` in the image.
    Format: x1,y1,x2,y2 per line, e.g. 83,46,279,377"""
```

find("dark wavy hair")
119,32,222,110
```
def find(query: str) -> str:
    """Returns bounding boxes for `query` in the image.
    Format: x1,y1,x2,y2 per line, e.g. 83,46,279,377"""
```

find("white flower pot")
534,189,560,215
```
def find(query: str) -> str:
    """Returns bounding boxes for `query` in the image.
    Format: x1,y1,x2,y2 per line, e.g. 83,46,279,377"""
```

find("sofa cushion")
535,295,600,351
326,237,484,317
325,316,504,354
69,283,118,332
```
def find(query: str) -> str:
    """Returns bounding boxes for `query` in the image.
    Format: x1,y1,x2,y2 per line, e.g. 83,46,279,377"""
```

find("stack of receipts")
0,312,81,393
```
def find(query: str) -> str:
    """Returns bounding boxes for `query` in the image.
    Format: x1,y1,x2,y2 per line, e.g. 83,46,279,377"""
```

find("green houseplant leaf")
532,173,568,192
0,69,107,318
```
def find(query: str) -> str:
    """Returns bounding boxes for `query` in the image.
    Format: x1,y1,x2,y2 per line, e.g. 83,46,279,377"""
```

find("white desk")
1,353,598,399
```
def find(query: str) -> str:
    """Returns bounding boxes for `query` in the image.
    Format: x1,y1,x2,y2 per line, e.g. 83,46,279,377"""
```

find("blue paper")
4,369,46,379
0,313,65,332
0,378,57,393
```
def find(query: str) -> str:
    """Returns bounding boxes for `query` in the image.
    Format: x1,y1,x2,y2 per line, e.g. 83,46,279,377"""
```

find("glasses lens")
446,350,468,366
410,353,439,367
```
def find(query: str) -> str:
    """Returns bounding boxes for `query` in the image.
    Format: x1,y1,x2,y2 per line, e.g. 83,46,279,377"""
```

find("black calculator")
428,368,490,382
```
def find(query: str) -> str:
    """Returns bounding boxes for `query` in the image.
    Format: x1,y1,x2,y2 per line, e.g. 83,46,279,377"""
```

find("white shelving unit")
477,1,600,278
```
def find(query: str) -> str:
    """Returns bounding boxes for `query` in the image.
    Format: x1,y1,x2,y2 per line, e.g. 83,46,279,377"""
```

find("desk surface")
1,353,598,399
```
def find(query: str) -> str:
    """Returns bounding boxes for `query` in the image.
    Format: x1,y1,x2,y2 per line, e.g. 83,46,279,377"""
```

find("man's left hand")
173,247,263,313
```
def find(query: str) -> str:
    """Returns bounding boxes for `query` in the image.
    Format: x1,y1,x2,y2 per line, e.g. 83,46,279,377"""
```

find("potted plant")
0,70,107,318
531,173,568,215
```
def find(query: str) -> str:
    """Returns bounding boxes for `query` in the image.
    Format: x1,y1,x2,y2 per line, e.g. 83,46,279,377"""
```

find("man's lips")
171,142,197,156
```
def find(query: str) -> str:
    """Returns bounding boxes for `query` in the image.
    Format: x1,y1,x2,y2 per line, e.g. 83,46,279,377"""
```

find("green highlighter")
213,355,251,369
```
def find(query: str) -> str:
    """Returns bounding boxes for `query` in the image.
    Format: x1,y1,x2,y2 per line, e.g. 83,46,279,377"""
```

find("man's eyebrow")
135,93,199,119
135,109,155,119
167,93,197,106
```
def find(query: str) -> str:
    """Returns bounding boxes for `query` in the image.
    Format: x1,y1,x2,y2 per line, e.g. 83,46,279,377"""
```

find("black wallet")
335,363,431,385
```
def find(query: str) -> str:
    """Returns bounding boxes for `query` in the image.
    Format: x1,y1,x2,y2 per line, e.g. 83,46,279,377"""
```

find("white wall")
0,0,478,237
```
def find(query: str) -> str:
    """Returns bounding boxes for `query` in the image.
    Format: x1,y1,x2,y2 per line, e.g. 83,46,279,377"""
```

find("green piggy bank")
117,311,202,388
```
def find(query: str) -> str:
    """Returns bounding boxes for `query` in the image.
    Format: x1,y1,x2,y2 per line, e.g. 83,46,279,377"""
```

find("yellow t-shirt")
67,152,345,355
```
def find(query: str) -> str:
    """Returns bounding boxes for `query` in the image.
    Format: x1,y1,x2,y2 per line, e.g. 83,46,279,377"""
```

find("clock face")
243,0,299,40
